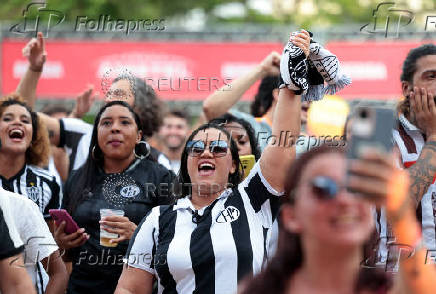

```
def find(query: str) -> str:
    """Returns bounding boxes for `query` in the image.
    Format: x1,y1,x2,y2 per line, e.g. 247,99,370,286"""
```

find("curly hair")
113,75,164,138
0,93,50,167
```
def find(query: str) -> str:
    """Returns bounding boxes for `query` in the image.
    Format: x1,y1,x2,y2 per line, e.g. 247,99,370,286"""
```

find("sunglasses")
186,140,229,157
310,176,346,200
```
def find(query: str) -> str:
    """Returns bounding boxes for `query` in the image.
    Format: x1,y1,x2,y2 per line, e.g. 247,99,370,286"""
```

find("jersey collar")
399,113,420,132
175,188,233,212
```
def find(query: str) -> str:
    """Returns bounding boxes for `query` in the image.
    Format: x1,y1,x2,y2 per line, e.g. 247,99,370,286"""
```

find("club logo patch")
26,186,42,202
216,206,240,223
119,185,140,198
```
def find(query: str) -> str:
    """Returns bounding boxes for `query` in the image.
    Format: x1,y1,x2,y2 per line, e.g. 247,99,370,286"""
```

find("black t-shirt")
62,158,175,294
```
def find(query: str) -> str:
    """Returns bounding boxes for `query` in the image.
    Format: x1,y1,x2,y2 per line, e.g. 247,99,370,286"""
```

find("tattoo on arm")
408,141,436,206
49,130,54,138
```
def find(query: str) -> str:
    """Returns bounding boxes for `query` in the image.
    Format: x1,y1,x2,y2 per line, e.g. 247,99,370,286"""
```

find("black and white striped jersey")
0,205,24,260
126,161,281,294
0,164,62,219
375,114,436,270
393,114,436,249
59,118,93,172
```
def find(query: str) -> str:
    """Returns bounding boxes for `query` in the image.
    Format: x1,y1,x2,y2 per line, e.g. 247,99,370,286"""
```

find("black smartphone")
347,106,395,159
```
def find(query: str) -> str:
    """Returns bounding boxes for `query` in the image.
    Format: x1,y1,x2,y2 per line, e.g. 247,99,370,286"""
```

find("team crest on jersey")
216,206,240,223
119,185,140,198
26,186,42,202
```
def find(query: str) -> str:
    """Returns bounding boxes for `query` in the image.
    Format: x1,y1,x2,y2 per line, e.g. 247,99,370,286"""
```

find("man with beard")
157,110,190,174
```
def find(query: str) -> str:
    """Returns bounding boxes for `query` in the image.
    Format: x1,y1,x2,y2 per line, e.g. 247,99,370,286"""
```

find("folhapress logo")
10,2,65,37
75,15,165,35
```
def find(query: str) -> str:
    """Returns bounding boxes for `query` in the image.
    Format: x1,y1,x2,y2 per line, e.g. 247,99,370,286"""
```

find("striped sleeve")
0,207,24,260
239,161,283,226
125,207,160,275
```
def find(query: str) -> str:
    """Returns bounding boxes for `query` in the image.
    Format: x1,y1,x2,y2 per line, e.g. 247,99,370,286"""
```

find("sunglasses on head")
186,140,229,157
310,176,345,200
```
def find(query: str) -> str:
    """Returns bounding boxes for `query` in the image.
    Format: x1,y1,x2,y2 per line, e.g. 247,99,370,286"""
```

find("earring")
91,146,98,160
134,141,151,159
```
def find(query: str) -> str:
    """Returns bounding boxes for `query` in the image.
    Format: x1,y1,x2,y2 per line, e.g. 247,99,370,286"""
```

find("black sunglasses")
186,140,229,157
310,176,345,200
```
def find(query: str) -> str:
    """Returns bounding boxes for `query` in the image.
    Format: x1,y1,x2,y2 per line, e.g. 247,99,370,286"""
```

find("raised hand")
259,51,281,77
70,85,98,118
99,215,137,244
22,32,46,72
410,87,436,139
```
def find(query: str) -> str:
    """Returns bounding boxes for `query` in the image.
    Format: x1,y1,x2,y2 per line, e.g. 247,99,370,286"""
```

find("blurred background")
0,0,435,129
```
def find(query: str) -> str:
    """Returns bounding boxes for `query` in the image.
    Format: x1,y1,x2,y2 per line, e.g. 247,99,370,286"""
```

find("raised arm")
203,51,280,120
259,31,310,192
16,32,46,108
405,87,436,206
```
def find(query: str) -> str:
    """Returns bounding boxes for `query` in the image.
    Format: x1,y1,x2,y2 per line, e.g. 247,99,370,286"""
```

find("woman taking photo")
54,101,174,294
240,144,436,294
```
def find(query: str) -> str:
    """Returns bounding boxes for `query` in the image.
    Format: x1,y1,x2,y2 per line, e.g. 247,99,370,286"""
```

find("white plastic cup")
100,209,124,247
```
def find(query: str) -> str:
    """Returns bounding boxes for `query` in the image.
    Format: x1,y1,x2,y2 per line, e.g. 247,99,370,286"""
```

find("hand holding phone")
49,209,80,234
347,106,395,159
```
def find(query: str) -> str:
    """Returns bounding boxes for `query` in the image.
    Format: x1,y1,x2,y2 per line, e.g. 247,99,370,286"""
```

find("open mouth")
198,162,216,176
8,129,24,140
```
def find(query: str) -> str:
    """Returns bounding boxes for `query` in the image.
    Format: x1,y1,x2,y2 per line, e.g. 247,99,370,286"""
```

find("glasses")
186,140,229,157
310,176,346,200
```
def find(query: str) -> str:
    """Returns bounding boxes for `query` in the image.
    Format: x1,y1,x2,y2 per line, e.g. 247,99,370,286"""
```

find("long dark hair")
175,123,241,198
66,101,145,214
250,75,279,117
209,113,261,161
241,145,391,294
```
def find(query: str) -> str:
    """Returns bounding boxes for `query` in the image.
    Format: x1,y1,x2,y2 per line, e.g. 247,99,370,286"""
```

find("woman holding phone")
53,101,174,294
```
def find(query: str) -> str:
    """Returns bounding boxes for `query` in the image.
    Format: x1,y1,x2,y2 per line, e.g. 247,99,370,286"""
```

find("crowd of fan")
0,29,436,294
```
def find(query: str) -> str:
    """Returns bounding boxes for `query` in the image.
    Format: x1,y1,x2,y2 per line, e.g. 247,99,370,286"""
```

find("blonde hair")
0,93,50,167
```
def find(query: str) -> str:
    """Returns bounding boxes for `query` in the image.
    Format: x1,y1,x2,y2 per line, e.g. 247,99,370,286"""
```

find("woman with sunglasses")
53,101,174,294
239,144,436,294
114,29,310,294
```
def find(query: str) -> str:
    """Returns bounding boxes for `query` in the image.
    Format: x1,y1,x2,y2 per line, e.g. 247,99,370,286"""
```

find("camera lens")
359,109,368,119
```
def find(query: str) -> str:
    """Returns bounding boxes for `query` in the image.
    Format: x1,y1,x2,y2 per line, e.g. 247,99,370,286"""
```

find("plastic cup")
100,209,124,247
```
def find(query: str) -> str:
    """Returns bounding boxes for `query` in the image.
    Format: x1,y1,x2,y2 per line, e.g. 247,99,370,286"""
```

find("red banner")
1,39,430,100
326,41,428,100
1,40,282,100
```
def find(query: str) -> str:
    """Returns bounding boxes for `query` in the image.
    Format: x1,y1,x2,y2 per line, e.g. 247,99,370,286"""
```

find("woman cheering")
115,30,311,294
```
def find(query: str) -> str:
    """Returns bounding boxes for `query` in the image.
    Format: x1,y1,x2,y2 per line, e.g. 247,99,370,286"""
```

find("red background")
0,39,429,100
